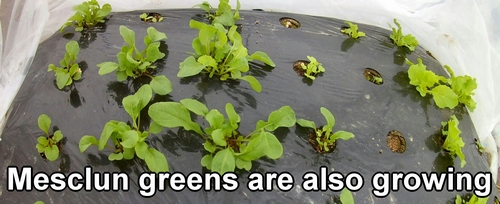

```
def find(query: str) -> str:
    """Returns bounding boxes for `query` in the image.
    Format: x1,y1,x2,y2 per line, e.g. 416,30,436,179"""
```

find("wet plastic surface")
0,10,495,203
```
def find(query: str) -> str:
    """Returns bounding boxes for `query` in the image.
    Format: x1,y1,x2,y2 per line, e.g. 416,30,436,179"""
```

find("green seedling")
97,26,172,95
406,58,477,111
178,20,275,93
194,0,241,26
389,19,418,51
340,188,355,204
79,85,169,173
36,114,63,161
341,21,365,39
140,13,164,23
148,99,296,174
60,0,112,32
455,194,489,204
475,138,485,155
35,201,44,204
47,41,82,90
442,115,466,168
296,107,354,153
301,56,325,80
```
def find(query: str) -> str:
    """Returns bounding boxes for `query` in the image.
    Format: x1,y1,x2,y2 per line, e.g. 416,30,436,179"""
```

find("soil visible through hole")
386,130,406,153
308,127,336,154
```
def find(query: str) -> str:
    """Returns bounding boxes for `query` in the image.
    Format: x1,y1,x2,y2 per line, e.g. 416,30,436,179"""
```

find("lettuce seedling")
455,194,489,204
301,56,325,80
340,188,355,204
60,0,112,32
441,115,466,168
406,58,477,111
97,26,172,95
178,20,275,93
36,114,63,161
296,107,354,153
47,41,82,90
194,0,241,26
79,85,169,173
148,99,296,174
341,21,366,39
140,13,164,23
389,19,418,51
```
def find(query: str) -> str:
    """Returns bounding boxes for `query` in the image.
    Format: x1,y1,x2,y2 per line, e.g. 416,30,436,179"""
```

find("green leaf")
330,131,355,141
442,115,466,168
455,195,462,204
56,72,70,89
96,3,112,19
121,130,139,148
122,95,140,123
204,109,225,133
38,114,51,136
135,84,153,111
44,146,59,161
296,119,316,129
98,122,117,150
108,152,123,161
180,98,209,116
123,147,135,160
146,27,167,43
238,75,262,92
38,136,49,146
97,62,119,75
135,141,148,159
430,85,459,109
250,51,275,67
36,143,46,153
204,142,217,153
199,25,218,47
150,75,172,96
149,121,163,134
235,157,252,171
255,106,296,131
211,129,227,146
148,102,203,135
119,26,136,46
145,43,165,62
189,19,207,30
53,130,63,142
65,41,80,57
79,135,98,153
198,55,218,68
213,10,234,26
211,148,235,174
178,56,206,77
201,154,213,169
225,103,240,128
35,201,45,204
320,107,336,133
144,148,169,173
340,188,355,204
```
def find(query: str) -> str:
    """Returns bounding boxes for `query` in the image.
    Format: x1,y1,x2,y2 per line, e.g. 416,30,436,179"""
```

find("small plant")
296,107,354,153
406,58,477,111
194,0,241,26
36,114,63,161
389,19,418,51
148,99,296,174
97,26,172,95
140,13,164,23
455,194,489,204
441,115,466,168
300,56,325,80
60,0,112,32
79,85,169,173
47,41,82,90
35,201,44,204
340,188,355,204
341,21,365,39
178,20,275,93
475,138,485,155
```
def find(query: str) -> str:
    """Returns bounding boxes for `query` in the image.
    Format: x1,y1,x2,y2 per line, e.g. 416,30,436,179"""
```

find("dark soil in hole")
364,68,384,85
293,60,309,77
39,134,64,160
215,130,243,154
386,130,406,153
308,127,336,154
141,13,163,22
279,17,301,28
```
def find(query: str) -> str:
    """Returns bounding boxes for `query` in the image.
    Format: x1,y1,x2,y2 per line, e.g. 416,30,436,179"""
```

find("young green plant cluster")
148,99,296,174
297,107,355,153
47,41,82,90
140,13,164,23
455,194,489,204
341,21,366,39
36,114,64,161
389,19,419,51
406,58,477,111
79,85,169,173
60,0,112,32
194,0,241,27
177,20,275,92
441,115,466,168
97,26,172,95
300,56,325,80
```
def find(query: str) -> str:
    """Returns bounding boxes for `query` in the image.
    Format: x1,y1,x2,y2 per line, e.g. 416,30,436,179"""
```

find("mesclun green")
60,0,112,32
148,99,296,174
140,13,164,23
36,114,63,161
296,107,354,152
35,201,44,204
79,85,169,173
47,41,82,90
194,0,241,26
301,56,325,80
341,21,365,39
442,115,466,168
455,194,489,204
97,26,172,95
340,188,355,204
406,58,477,111
178,20,275,93
389,19,418,51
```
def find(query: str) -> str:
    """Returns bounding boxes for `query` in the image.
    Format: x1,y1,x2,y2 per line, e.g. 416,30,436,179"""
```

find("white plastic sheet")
1,0,499,181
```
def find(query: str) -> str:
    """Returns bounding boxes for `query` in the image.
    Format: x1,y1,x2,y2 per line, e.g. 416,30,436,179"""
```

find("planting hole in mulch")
364,68,383,85
293,60,309,77
140,12,163,23
386,130,406,153
279,17,301,28
308,127,336,154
